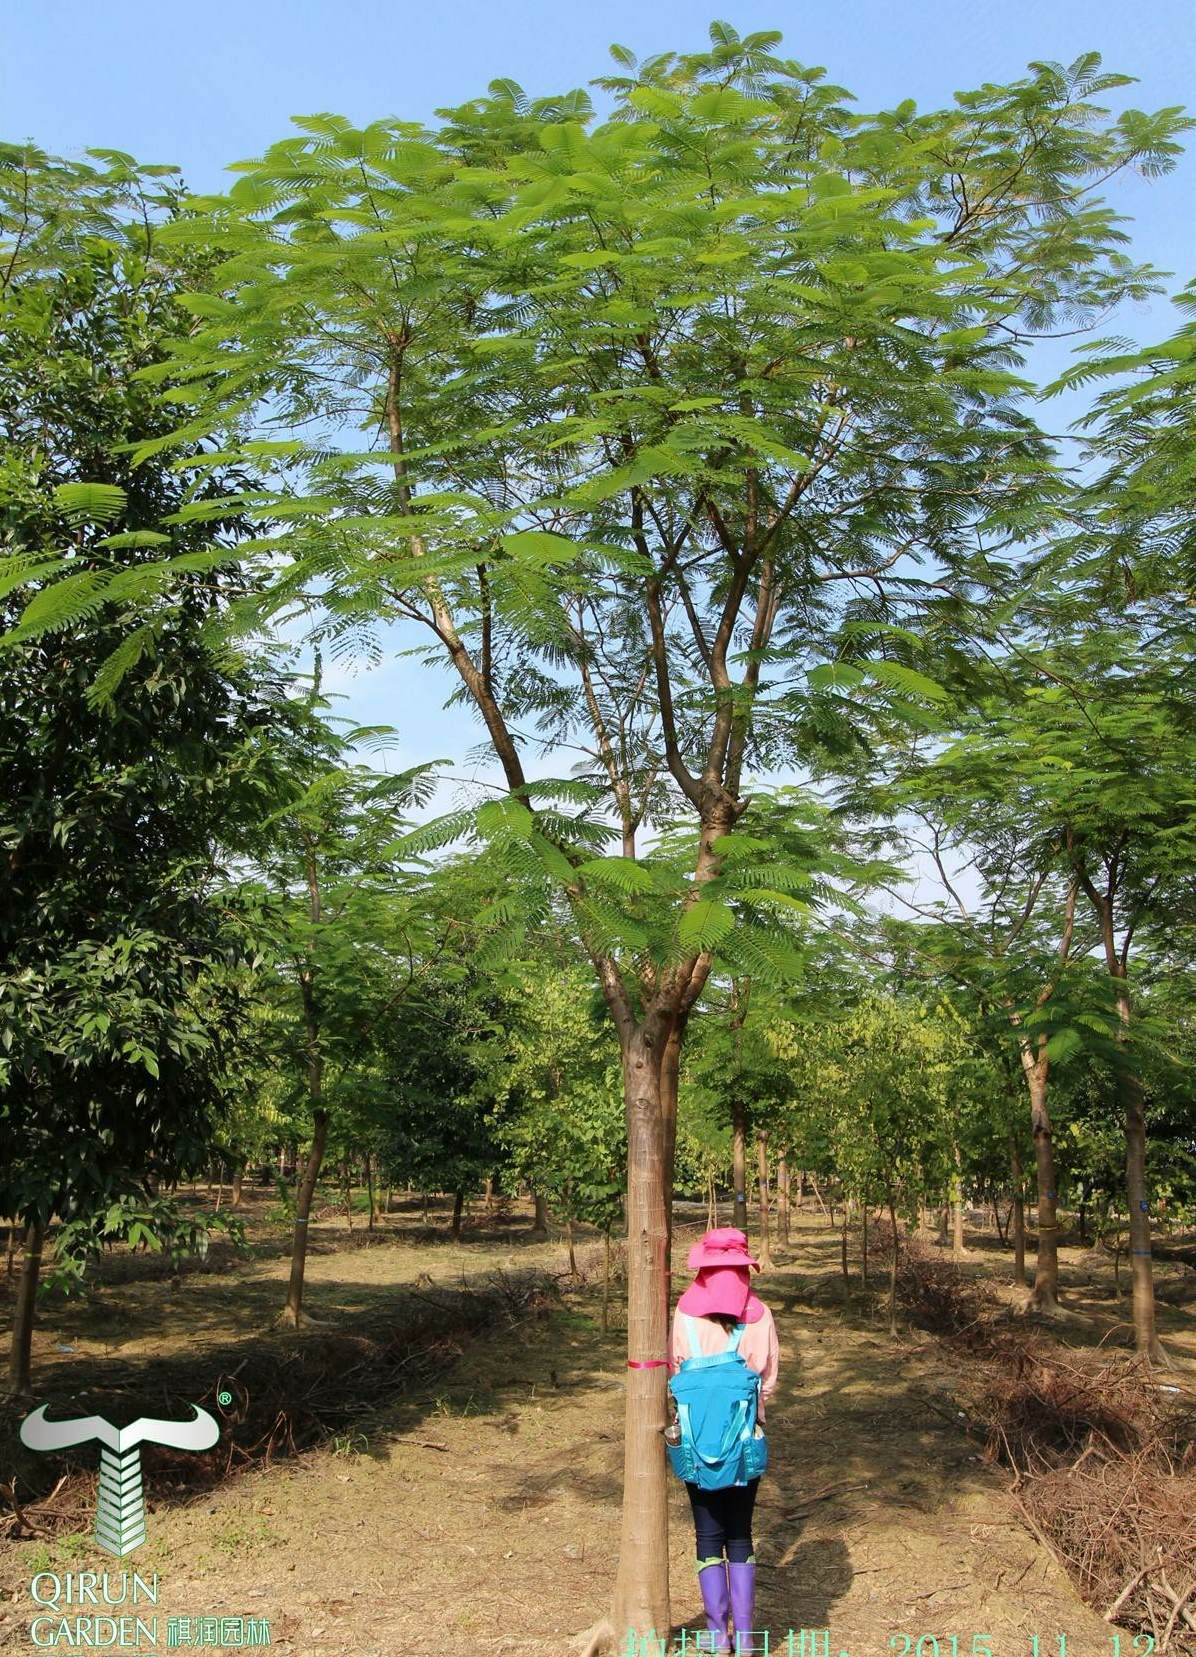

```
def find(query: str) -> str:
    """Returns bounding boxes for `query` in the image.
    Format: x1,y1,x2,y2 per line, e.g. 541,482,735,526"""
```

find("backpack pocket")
743,1426,769,1480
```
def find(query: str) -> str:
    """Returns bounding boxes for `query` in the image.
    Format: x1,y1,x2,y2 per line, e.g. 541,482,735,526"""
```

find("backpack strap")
682,1314,703,1359
724,1321,746,1354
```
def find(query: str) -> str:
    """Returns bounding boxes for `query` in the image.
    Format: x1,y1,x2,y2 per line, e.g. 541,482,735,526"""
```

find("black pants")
685,1479,760,1564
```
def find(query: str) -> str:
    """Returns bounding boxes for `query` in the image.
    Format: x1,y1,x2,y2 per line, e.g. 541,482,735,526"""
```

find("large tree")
0,146,296,1393
6,34,1188,1644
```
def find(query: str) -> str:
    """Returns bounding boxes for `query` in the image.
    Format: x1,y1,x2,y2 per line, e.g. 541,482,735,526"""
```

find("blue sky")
7,0,1196,791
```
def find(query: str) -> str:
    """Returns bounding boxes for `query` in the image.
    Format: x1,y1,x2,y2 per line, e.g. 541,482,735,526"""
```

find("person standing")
669,1227,779,1654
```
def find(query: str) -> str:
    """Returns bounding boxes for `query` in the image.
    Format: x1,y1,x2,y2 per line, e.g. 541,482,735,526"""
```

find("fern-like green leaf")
53,483,128,527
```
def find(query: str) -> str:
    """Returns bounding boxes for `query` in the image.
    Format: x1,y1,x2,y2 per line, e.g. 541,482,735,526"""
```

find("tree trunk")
281,1109,328,1326
1116,989,1160,1360
484,1174,495,1212
566,1217,577,1277
450,1189,464,1241
7,1219,44,1397
810,1175,831,1227
602,1229,612,1335
951,1144,967,1259
937,1205,948,1248
281,847,328,1328
887,1189,900,1339
776,1155,790,1246
1023,1051,1061,1309
231,1163,244,1208
384,1184,393,1218
731,1098,748,1234
755,1130,772,1269
706,1172,717,1231
365,1153,376,1231
993,1193,1008,1245
531,1192,549,1238
343,1159,354,1232
5,1221,16,1280
840,1204,850,1284
861,1195,869,1289
610,1021,671,1646
661,1023,682,1274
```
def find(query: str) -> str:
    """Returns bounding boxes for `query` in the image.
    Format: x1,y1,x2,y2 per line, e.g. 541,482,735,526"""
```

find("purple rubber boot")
697,1559,732,1654
727,1560,757,1651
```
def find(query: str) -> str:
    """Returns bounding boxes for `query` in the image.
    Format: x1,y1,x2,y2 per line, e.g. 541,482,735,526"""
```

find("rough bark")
531,1192,549,1238
7,1219,44,1397
776,1155,790,1246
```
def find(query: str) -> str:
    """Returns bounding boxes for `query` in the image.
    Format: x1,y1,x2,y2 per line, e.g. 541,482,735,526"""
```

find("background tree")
0,145,293,1395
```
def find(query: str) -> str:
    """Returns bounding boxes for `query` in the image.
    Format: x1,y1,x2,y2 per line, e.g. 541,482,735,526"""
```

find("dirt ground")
3,1193,1195,1656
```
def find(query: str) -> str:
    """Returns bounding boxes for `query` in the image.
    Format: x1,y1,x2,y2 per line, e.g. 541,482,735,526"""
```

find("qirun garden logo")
20,1404,220,1556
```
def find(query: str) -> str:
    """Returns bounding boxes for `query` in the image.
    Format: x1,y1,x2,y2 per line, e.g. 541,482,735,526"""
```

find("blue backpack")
666,1314,769,1490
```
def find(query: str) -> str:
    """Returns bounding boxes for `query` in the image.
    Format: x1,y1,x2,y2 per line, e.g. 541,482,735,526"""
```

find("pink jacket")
668,1305,780,1423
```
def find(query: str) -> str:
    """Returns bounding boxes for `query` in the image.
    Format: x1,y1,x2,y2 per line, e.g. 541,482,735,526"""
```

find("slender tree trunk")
937,1205,948,1247
281,840,329,1328
887,1189,900,1338
365,1154,376,1232
1010,1134,1026,1287
384,1184,393,1218
776,1155,790,1247
484,1174,495,1212
810,1174,831,1226
450,1189,464,1241
706,1172,716,1231
602,1229,612,1335
281,1109,328,1326
343,1158,354,1232
755,1130,772,1269
861,1195,869,1289
1116,985,1160,1360
840,1204,850,1284
1023,1051,1061,1309
951,1144,967,1259
531,1192,549,1238
7,1219,44,1397
566,1217,577,1277
6,1220,17,1280
610,1020,671,1646
731,1098,748,1234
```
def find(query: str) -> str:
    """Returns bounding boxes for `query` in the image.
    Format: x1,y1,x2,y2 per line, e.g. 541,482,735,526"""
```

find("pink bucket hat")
676,1227,765,1323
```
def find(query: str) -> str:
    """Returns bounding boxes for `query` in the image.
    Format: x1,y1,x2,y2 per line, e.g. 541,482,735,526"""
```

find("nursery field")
4,1198,1194,1656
